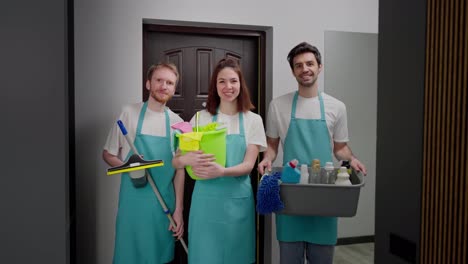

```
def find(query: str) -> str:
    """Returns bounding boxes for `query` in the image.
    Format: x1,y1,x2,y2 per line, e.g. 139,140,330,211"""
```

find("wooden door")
143,32,258,121
143,25,265,264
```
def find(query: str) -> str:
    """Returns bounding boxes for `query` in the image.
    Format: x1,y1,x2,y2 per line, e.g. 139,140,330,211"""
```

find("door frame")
142,19,273,264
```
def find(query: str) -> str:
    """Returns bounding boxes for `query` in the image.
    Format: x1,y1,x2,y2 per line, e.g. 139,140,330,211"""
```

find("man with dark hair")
258,42,367,263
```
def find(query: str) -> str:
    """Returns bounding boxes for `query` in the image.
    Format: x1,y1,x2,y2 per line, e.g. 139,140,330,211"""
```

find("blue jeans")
279,241,334,264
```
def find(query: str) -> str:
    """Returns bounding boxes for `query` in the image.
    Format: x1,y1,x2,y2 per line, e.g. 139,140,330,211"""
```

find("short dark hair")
205,58,255,115
146,62,180,85
287,42,322,70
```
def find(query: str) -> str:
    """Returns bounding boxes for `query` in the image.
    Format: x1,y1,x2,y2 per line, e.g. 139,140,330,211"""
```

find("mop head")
256,171,284,215
107,154,164,175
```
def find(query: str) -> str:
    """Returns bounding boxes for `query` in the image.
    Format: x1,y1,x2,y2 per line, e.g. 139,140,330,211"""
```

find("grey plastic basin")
272,167,365,217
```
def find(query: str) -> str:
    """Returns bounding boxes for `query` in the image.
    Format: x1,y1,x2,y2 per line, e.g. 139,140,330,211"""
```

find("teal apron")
113,102,176,264
276,92,338,245
188,112,255,264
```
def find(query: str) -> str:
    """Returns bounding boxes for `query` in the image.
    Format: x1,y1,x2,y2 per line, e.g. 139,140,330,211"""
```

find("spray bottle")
282,159,300,183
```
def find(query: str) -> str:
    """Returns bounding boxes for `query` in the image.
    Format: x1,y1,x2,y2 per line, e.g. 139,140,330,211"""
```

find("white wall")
74,0,378,263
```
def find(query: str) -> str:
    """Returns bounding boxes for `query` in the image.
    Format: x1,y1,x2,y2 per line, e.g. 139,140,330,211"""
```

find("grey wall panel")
324,31,377,239
0,0,70,263
376,0,426,263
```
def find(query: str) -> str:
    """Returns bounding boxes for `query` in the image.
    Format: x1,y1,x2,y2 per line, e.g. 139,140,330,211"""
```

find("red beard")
150,91,172,104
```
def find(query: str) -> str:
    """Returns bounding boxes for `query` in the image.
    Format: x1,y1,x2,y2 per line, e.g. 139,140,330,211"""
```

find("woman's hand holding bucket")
175,150,215,168
191,162,225,179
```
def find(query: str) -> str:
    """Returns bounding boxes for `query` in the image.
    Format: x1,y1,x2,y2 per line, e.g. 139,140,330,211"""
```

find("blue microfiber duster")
256,171,284,215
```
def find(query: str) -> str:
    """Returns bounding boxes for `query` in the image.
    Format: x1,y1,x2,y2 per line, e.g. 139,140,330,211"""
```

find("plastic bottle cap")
342,160,350,168
289,161,296,168
325,162,334,170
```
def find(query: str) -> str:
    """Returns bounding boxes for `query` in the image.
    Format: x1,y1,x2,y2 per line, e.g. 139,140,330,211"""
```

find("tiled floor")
333,243,374,264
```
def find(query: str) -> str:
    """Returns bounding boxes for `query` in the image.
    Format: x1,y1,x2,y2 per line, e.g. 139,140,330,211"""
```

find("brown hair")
146,62,180,85
205,58,254,115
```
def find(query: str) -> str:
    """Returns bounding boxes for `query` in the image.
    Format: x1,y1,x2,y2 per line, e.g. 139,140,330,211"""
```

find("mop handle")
116,120,189,254
117,120,139,155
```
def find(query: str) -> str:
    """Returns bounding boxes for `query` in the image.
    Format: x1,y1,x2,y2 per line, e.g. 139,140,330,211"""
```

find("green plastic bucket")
176,128,227,180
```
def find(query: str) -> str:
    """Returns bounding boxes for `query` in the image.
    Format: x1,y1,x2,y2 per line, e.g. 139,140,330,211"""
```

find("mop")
116,120,189,254
256,171,285,215
106,154,163,175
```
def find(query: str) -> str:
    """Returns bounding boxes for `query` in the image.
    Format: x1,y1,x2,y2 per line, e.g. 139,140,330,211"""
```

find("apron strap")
238,112,245,136
212,110,245,136
136,102,170,137
319,92,326,121
136,102,148,135
164,107,170,137
291,91,299,120
291,91,326,121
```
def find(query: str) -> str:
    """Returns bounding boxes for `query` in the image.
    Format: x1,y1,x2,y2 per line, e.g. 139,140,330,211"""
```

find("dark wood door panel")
144,32,258,121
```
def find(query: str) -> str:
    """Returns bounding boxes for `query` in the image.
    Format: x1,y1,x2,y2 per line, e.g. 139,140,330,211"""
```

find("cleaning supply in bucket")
256,171,284,214
300,164,309,184
281,159,300,183
341,160,352,174
311,159,321,168
335,166,352,185
177,132,203,151
171,121,193,133
309,159,321,184
323,161,334,184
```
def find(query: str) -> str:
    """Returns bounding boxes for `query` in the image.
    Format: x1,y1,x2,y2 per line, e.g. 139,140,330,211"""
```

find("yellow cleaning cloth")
178,132,203,151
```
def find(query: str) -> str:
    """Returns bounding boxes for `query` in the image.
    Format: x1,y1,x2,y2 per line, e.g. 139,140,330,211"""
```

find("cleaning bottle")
282,160,300,183
309,159,321,184
341,160,352,174
311,159,320,168
335,166,352,185
323,161,334,184
299,164,309,184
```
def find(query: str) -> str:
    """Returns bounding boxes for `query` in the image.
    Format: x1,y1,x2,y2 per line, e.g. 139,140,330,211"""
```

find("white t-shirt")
103,102,183,160
190,110,267,152
266,92,349,150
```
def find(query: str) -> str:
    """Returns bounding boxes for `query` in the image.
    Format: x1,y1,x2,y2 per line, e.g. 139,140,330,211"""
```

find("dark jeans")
279,241,334,264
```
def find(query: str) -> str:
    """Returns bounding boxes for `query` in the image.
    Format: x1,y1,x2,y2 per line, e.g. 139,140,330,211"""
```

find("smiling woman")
171,58,267,264
216,68,241,104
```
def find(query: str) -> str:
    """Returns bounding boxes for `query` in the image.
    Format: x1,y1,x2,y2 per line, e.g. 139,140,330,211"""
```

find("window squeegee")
107,154,164,175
